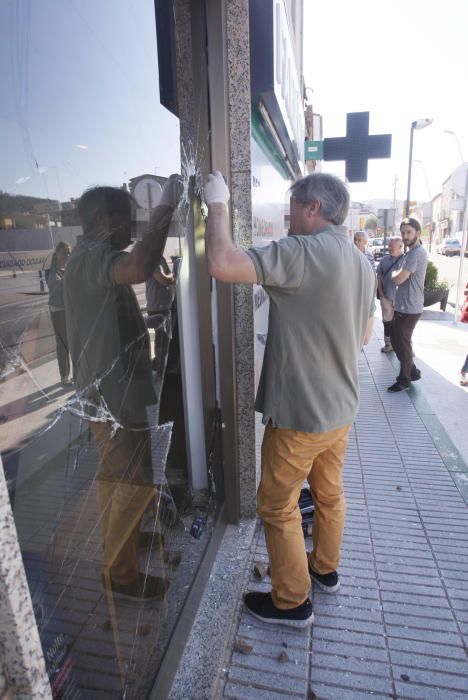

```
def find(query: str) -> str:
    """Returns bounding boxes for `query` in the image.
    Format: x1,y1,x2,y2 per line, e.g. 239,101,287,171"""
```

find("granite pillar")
0,460,51,699
225,0,256,518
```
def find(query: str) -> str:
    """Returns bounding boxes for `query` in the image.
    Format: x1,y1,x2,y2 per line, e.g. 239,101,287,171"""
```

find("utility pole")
393,176,398,233
406,119,433,216
382,209,388,254
406,126,415,216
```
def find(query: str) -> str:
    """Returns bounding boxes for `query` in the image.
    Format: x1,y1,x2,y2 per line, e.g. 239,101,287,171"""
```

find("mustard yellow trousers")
90,422,156,585
257,422,350,609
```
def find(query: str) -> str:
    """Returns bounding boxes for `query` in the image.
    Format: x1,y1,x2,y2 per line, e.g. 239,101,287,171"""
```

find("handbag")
461,300,468,323
461,285,468,323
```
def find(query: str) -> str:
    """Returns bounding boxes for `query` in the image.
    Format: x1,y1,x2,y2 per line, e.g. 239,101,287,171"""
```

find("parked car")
453,231,468,257
436,238,461,256
368,238,388,260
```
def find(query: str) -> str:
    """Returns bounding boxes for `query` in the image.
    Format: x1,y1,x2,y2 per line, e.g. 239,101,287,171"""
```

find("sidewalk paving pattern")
221,336,468,700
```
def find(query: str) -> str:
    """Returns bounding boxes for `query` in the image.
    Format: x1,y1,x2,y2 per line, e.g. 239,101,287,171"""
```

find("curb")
383,338,468,506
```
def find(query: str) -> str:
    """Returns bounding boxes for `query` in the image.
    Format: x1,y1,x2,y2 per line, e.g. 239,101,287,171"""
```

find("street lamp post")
414,159,431,201
415,159,432,249
393,176,398,233
444,130,464,163
406,119,433,216
406,125,416,217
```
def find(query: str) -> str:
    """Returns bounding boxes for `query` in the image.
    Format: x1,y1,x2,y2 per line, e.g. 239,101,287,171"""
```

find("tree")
365,216,378,232
0,190,56,218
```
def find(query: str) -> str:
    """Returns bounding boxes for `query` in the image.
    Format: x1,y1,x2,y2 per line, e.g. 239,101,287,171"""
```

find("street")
426,250,468,307
0,271,148,373
427,250,468,293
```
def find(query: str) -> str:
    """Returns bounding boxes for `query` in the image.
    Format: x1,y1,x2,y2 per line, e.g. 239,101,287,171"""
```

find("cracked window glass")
0,1,215,696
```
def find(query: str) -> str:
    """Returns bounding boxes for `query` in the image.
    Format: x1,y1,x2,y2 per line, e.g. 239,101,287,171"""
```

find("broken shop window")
0,2,217,697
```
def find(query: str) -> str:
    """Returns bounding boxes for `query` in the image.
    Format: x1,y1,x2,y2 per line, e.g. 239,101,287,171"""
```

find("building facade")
438,163,468,240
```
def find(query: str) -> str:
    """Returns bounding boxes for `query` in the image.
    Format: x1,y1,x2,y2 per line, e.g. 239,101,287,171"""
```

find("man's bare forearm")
136,204,176,277
206,203,233,275
113,204,175,285
204,171,257,283
205,204,257,283
392,268,410,285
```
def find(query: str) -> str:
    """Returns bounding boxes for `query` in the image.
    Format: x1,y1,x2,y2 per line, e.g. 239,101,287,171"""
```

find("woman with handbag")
460,283,468,386
47,241,72,384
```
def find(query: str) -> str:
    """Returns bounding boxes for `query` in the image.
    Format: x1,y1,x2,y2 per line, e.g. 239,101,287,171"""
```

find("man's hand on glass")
159,174,184,208
204,171,230,206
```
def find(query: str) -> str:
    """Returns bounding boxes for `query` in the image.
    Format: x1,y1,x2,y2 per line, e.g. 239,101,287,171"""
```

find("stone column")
0,460,51,699
225,0,256,518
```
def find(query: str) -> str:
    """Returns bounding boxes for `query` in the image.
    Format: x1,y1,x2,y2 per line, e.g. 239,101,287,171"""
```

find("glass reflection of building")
0,1,213,696
0,0,307,697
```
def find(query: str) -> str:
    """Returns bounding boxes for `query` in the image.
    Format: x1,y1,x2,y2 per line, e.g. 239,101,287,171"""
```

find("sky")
303,0,468,203
2,0,467,207
0,0,180,202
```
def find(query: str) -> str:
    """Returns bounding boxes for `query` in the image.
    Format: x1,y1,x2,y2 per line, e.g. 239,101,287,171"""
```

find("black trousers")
50,310,70,379
462,354,468,374
147,310,172,380
390,311,421,386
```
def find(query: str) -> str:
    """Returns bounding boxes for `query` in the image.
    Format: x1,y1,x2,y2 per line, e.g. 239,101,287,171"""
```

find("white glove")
159,174,184,208
204,171,230,205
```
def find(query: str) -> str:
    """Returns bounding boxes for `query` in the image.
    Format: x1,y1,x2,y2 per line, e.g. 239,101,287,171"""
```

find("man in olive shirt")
204,171,375,627
387,218,428,392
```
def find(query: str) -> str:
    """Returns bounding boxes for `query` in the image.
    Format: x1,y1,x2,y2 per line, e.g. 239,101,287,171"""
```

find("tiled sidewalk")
220,337,468,700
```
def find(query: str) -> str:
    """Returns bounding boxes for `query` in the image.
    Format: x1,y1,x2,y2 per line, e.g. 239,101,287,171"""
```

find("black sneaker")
243,592,313,628
387,382,410,393
397,368,421,382
102,573,169,601
308,563,340,593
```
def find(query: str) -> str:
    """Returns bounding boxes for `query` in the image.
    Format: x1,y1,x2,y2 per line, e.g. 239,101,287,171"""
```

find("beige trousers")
380,296,395,323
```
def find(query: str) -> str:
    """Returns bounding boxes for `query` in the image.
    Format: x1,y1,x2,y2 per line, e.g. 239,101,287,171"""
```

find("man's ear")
306,200,320,219
95,212,109,234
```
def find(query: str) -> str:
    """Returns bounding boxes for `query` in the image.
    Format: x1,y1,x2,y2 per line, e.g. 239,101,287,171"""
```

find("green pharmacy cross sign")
304,112,392,183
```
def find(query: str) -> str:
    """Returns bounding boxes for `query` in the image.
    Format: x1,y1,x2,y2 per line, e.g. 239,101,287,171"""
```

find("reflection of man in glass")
63,177,181,600
145,255,176,382
47,241,72,385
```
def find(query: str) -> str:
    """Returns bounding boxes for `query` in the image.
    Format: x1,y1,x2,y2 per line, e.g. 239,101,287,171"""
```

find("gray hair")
388,235,403,246
289,173,350,225
354,230,368,243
